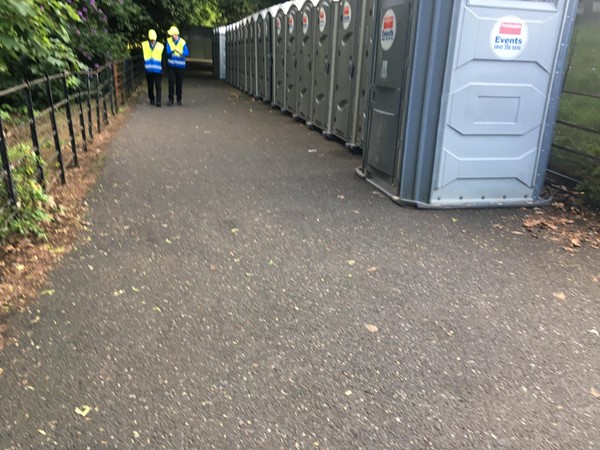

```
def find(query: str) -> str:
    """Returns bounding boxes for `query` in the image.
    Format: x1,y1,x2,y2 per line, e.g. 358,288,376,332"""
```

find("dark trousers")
168,67,184,102
146,72,162,105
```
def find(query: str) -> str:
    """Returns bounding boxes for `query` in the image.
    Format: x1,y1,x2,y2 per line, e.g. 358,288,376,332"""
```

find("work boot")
150,99,155,106
156,102,161,108
167,100,174,107
177,100,182,106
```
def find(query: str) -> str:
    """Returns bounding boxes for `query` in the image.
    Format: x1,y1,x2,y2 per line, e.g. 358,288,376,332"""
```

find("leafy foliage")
0,0,83,82
0,144,52,240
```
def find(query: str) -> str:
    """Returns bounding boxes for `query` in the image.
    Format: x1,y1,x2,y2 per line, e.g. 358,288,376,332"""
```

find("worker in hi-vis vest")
142,29,164,107
165,26,190,106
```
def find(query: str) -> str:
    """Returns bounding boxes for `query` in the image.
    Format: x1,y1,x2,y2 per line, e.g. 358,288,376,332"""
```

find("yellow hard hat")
168,26,180,36
148,29,157,40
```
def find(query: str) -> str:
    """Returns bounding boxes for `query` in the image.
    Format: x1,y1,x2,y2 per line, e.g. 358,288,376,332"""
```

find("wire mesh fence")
0,56,144,228
550,5,600,185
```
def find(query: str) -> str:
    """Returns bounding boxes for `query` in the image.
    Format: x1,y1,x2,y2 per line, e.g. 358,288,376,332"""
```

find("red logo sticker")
383,15,394,30
499,22,522,35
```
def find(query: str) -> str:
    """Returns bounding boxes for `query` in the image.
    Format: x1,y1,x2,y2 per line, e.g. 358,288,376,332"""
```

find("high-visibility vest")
167,37,188,69
142,41,164,73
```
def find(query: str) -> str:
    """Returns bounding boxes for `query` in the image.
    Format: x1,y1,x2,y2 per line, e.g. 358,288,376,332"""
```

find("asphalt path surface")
1,74,599,449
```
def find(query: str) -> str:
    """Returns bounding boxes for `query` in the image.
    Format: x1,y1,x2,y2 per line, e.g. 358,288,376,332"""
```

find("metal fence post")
86,74,94,141
62,73,79,167
0,115,17,206
101,69,109,125
95,72,101,133
108,65,116,116
76,75,88,152
45,75,66,185
112,63,119,112
24,81,45,187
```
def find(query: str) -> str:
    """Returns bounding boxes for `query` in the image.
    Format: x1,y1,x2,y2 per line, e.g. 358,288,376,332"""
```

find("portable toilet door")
218,27,226,80
273,5,289,109
264,10,275,103
311,0,339,133
233,25,239,88
257,13,266,100
348,0,376,152
212,29,218,78
248,17,256,96
331,0,361,141
285,2,301,114
297,0,319,122
244,19,250,93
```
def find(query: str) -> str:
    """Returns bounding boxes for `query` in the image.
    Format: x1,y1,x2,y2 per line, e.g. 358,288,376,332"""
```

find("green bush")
0,144,52,240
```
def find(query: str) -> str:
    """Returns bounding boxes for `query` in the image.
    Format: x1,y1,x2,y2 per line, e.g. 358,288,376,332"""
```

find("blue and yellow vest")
166,37,189,69
142,41,164,73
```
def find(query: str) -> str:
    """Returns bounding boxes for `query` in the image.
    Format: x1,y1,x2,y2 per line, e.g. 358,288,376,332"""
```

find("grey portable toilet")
249,15,258,97
257,11,267,100
218,27,226,81
359,0,580,208
273,2,294,109
310,0,339,132
331,0,362,141
243,19,250,93
285,1,303,114
296,0,320,122
347,0,377,151
264,8,276,103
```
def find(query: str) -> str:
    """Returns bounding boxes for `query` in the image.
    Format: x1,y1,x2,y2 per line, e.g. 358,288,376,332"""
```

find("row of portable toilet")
213,0,580,208
216,0,375,152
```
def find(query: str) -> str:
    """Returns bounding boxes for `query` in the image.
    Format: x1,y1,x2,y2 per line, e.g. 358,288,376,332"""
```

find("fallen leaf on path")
553,292,567,301
523,218,544,228
367,267,378,273
344,390,352,397
337,195,345,200
0,368,4,377
365,324,379,334
231,228,239,235
30,316,40,325
40,290,55,297
592,276,599,283
74,405,91,417
38,429,47,436
570,238,581,248
588,329,599,336
347,260,356,266
451,218,458,223
209,264,218,272
152,306,162,312
132,286,140,292
165,239,172,244
15,264,25,272
592,387,600,399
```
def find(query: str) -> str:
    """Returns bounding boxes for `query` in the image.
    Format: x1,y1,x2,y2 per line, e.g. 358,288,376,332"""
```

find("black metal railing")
550,10,600,185
0,56,144,226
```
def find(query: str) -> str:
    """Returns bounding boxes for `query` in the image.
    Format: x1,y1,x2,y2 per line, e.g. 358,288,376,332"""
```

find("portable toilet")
264,8,275,103
273,2,294,109
249,15,257,96
214,27,226,81
310,0,339,133
347,0,377,151
296,0,320,122
233,23,240,88
285,1,304,114
358,0,580,208
213,28,218,78
242,19,250,93
330,0,364,141
257,11,267,100
227,25,233,84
